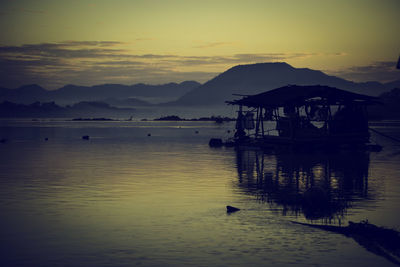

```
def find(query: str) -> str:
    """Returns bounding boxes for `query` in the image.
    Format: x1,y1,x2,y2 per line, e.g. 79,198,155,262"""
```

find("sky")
0,0,399,89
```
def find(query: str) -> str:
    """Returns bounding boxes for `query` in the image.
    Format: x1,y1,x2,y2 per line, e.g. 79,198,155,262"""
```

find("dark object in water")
397,55,400,69
0,138,7,143
82,135,90,140
147,133,151,137
209,138,223,147
291,220,400,265
44,137,48,141
214,117,224,124
226,205,240,213
195,130,199,134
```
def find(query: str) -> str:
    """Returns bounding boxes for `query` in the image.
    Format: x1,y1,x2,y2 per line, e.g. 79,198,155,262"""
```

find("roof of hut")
226,85,380,108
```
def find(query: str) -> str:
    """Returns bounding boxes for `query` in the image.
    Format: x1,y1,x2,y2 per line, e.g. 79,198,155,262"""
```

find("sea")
0,119,399,267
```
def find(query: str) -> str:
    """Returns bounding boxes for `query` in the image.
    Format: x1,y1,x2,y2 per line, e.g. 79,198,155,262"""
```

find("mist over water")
0,120,399,266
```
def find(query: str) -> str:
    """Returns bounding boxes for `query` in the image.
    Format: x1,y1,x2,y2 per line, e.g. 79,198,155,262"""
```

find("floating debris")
82,135,90,140
147,133,151,137
291,220,400,265
226,205,240,213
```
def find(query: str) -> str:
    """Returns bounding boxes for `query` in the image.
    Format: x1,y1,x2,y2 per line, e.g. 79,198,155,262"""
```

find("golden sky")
0,0,399,89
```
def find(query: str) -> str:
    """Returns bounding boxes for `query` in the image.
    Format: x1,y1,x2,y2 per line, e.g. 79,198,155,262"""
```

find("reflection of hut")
235,149,371,222
227,85,380,149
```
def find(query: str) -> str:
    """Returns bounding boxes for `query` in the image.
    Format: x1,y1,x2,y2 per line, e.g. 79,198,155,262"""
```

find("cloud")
0,7,45,16
328,61,400,83
18,8,45,15
135,38,156,42
0,42,128,59
193,42,236,49
61,41,124,47
0,41,353,89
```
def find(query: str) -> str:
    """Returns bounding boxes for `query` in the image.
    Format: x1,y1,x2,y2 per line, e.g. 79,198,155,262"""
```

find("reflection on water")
0,120,399,267
235,149,372,223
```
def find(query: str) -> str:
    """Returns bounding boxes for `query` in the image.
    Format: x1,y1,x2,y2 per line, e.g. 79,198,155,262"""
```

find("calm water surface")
0,120,399,266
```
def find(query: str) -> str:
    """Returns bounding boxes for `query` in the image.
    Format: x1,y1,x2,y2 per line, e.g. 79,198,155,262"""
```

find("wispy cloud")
328,61,400,83
135,38,156,42
0,41,360,89
0,7,45,16
18,8,45,14
61,41,124,47
193,41,236,49
0,42,128,59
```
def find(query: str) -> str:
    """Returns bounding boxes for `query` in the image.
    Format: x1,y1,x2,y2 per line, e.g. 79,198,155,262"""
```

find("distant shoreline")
69,115,236,123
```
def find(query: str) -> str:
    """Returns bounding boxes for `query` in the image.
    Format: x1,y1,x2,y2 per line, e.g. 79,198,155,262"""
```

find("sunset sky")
0,0,399,89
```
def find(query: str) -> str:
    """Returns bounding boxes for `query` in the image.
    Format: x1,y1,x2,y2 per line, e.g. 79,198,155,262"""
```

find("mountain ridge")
0,81,201,105
169,62,399,106
2,62,400,107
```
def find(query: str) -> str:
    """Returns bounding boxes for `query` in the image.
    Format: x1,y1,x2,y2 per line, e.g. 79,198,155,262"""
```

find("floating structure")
223,85,380,150
397,55,400,69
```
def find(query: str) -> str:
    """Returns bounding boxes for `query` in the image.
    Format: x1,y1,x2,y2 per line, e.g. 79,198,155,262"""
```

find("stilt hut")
226,85,380,149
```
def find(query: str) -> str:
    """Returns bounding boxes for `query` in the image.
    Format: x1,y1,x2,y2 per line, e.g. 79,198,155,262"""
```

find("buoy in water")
82,135,89,140
226,205,240,213
209,138,223,147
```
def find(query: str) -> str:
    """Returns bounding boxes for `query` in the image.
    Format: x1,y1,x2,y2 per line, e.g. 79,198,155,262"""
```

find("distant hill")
0,81,201,105
171,62,399,106
100,97,153,107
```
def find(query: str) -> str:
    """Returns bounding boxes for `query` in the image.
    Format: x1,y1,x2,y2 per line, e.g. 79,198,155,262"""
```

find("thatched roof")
226,85,379,108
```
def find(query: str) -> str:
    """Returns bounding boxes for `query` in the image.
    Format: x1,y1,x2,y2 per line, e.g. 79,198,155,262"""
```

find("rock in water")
209,138,223,147
226,205,240,213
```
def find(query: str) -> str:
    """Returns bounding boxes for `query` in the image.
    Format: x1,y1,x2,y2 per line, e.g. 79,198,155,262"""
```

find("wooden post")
255,107,260,137
261,107,265,137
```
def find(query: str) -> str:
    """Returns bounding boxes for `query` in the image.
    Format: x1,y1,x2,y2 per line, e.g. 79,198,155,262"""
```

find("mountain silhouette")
100,97,153,107
171,62,397,106
2,63,399,108
0,84,49,104
0,81,201,105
